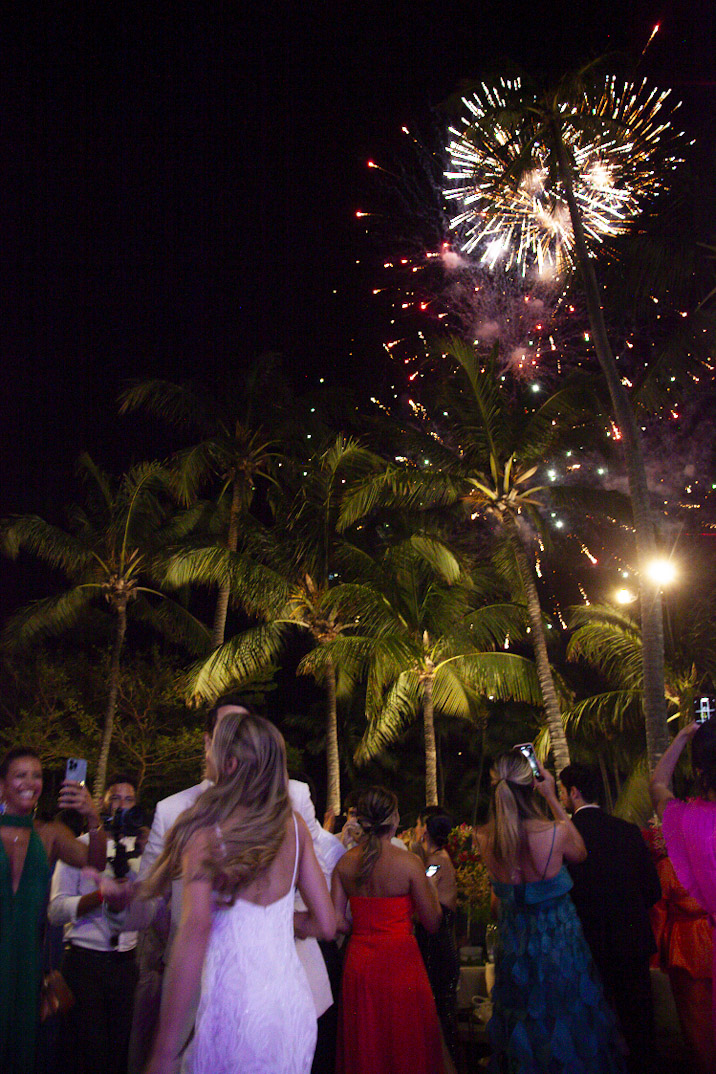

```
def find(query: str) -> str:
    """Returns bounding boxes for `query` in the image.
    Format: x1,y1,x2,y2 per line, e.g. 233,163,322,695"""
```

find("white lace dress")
182,816,317,1074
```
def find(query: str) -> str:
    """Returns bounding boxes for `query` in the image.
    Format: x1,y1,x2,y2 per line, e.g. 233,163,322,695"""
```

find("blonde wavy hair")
142,710,291,904
355,786,398,887
487,750,547,871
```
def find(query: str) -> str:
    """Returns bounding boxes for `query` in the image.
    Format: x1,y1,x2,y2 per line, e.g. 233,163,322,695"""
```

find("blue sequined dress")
488,866,627,1073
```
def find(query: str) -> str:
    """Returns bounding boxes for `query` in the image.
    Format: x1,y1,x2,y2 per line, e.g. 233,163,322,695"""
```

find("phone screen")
694,697,715,724
515,743,544,781
425,864,441,878
65,758,88,786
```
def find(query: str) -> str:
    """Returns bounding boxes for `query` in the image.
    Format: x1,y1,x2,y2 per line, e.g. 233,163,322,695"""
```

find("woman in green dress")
0,746,107,1074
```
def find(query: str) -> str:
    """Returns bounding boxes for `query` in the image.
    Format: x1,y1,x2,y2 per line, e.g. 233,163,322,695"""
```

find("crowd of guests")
2,701,716,1074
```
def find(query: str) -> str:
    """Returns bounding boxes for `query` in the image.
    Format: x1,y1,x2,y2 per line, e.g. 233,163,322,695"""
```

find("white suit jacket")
134,777,341,1017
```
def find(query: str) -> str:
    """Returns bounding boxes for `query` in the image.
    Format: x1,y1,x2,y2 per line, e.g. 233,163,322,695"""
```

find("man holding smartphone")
49,775,142,1074
559,763,661,1074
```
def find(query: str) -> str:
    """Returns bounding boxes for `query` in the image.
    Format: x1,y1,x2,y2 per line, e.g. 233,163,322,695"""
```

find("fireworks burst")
444,76,685,275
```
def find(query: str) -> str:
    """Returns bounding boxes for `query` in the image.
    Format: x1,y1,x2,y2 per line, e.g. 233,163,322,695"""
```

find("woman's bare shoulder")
35,818,69,850
183,826,214,866
394,846,426,876
336,845,362,875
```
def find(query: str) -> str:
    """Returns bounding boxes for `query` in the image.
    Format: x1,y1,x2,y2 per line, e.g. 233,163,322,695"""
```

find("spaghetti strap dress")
337,894,443,1074
488,826,626,1073
0,816,51,1074
181,814,316,1074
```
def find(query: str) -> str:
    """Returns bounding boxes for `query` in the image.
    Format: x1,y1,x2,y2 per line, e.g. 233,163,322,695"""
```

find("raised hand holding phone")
515,742,544,781
64,757,87,786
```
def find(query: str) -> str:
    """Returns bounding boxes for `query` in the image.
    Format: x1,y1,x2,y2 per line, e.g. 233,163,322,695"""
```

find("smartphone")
694,697,715,724
426,864,441,878
64,758,88,786
515,743,544,781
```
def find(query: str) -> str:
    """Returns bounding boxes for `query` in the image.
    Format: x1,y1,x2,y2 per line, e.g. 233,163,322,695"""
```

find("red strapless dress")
336,894,443,1074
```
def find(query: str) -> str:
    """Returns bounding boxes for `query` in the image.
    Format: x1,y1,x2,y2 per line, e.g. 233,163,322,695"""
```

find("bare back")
233,811,301,906
477,819,572,884
333,836,441,934
338,840,420,898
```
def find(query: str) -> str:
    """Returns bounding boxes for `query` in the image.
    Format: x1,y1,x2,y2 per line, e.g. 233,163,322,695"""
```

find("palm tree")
566,594,716,773
340,341,603,774
446,65,674,767
119,358,284,647
354,535,542,805
163,435,387,814
1,455,211,801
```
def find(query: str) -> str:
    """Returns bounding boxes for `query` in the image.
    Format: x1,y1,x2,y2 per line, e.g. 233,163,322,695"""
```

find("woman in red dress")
332,787,444,1074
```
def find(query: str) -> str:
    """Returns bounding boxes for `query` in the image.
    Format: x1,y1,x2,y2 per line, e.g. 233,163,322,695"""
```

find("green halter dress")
0,814,50,1074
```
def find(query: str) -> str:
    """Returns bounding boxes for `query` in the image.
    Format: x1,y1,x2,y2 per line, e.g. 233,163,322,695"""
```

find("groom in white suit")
126,694,343,1074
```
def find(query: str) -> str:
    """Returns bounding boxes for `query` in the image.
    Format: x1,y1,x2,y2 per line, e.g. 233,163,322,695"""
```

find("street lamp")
645,557,678,587
614,587,637,604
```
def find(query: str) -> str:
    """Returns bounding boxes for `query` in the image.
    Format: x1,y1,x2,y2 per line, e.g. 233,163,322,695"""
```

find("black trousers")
60,944,138,1074
596,954,655,1074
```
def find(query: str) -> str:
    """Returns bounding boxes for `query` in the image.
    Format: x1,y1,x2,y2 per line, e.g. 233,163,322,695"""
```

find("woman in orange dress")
645,824,714,1074
332,787,443,1074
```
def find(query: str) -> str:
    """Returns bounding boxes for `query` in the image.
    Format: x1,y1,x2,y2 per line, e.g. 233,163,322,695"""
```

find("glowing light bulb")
645,558,677,586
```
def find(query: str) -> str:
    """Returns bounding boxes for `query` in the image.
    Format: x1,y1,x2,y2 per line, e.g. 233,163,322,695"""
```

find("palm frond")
431,667,475,718
613,757,652,826
356,672,421,761
563,690,643,735
408,535,462,584
1,516,95,578
163,546,289,618
2,587,100,651
337,469,460,531
296,635,373,687
183,623,287,700
567,608,643,690
459,602,528,649
132,593,212,655
75,454,115,515
436,338,505,458
448,651,542,705
118,378,215,436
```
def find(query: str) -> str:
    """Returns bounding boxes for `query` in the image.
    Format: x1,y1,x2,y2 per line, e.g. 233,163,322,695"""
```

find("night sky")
1,2,712,544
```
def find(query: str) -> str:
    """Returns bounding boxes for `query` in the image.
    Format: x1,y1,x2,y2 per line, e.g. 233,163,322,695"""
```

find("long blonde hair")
142,710,291,903
355,786,398,887
487,751,546,871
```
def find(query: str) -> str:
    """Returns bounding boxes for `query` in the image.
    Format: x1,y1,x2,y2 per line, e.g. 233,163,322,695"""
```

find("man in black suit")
560,764,661,1074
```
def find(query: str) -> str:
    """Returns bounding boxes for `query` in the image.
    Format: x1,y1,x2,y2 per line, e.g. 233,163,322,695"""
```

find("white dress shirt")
49,834,139,953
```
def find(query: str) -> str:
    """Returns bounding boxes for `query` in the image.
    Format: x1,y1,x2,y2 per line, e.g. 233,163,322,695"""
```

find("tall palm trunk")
324,654,341,815
421,672,439,806
553,123,669,771
504,515,571,774
211,472,243,648
94,597,128,805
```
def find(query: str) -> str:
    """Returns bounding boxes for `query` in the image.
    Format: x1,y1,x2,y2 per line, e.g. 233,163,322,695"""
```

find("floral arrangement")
446,823,492,919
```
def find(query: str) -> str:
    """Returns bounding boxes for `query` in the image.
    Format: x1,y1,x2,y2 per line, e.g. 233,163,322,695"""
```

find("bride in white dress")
141,710,336,1074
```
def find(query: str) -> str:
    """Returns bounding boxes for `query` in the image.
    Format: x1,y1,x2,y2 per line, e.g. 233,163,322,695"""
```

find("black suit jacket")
567,807,661,977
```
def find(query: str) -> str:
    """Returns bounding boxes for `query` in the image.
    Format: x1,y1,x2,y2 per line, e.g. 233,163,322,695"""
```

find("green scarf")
0,815,50,1074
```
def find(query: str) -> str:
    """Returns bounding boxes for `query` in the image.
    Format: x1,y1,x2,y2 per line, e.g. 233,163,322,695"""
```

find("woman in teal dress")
474,750,627,1074
0,746,107,1074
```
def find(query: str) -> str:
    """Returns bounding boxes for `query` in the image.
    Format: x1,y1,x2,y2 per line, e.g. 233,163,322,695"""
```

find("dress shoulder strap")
540,823,557,881
291,812,300,888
